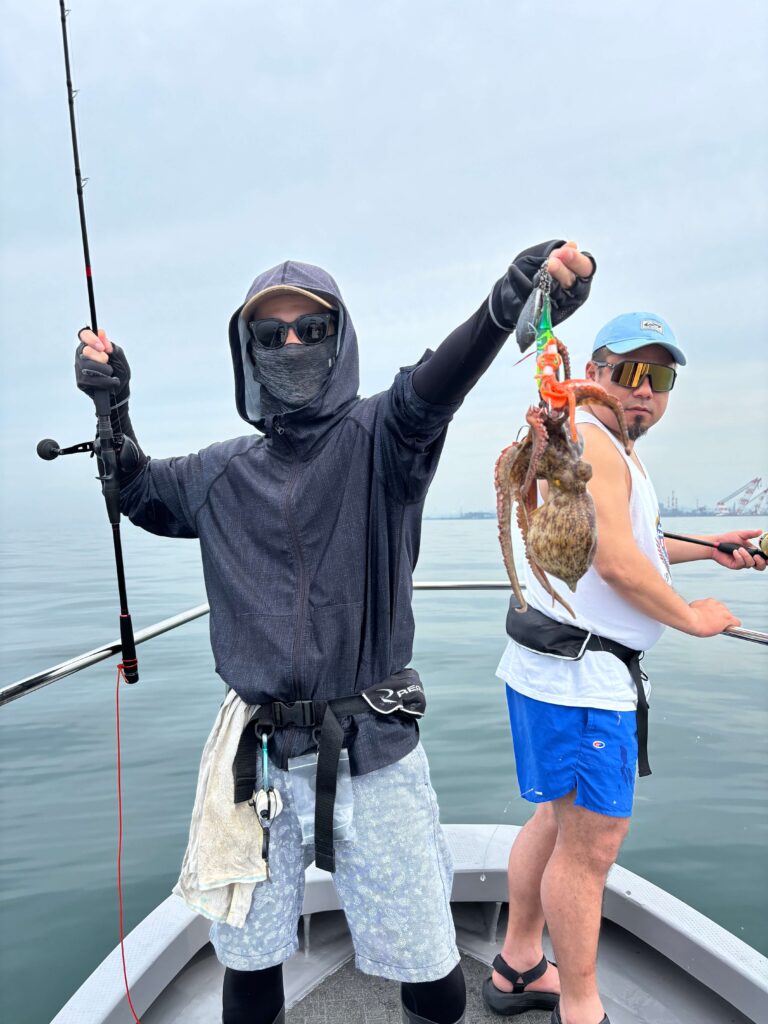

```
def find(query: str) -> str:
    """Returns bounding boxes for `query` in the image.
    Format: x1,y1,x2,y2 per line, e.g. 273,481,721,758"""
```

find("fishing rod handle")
716,541,745,555
663,532,764,560
715,540,765,559
119,613,139,683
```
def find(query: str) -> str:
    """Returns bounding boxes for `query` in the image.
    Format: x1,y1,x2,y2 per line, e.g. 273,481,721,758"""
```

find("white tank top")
496,408,670,710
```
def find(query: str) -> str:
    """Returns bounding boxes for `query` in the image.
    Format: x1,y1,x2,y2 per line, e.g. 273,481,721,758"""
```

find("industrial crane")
720,477,765,516
744,486,768,516
715,478,762,516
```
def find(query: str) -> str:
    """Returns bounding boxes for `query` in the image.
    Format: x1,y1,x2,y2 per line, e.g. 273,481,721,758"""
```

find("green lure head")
535,291,554,352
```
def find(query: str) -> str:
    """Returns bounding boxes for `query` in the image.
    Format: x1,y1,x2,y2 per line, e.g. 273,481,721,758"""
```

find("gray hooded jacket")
120,261,461,774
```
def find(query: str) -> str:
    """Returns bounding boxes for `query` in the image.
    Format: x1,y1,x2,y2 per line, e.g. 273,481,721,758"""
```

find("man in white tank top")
484,313,766,1024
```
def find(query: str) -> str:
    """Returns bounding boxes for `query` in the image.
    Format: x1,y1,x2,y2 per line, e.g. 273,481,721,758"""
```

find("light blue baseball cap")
593,312,687,366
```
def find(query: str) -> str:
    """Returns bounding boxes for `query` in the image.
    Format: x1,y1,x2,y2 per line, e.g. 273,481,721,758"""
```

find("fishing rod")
35,1,139,684
40,15,144,1021
664,531,768,562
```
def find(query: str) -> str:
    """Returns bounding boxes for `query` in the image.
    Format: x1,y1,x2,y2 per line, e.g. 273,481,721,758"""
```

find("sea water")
0,516,766,1024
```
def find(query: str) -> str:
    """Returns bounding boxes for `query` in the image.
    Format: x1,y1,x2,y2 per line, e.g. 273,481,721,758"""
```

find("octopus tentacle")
556,338,571,381
514,473,537,547
494,442,527,611
573,388,631,453
527,553,575,618
567,388,578,444
521,407,549,496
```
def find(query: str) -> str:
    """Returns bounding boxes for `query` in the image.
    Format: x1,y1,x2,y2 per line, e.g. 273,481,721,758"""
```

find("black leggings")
223,964,284,1024
223,961,465,1024
402,964,466,1023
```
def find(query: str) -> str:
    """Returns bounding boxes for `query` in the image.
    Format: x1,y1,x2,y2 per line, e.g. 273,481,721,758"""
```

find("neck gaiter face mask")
253,336,336,411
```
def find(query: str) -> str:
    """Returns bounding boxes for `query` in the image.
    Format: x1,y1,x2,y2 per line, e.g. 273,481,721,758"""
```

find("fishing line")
478,800,516,884
116,664,142,1023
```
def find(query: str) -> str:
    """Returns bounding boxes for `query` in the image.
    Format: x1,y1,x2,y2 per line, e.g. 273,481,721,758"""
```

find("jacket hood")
229,261,360,445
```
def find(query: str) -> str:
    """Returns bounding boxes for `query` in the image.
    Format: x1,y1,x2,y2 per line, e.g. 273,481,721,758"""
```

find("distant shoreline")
425,511,763,520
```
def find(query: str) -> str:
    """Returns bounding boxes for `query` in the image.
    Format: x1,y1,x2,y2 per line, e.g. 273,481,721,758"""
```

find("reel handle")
36,438,94,460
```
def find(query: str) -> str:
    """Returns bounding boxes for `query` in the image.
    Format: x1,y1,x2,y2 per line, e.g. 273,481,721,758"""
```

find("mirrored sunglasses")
248,312,337,350
593,359,676,393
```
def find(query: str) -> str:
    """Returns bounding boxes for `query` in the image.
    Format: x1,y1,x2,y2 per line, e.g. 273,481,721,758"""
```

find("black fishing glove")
75,332,146,481
488,239,596,337
75,330,131,403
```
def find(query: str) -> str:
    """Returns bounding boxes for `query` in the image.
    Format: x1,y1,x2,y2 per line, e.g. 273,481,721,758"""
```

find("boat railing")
1,580,765,708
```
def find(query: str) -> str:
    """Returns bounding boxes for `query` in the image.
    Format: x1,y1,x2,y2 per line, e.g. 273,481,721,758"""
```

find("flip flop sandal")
551,1005,609,1023
482,953,559,1015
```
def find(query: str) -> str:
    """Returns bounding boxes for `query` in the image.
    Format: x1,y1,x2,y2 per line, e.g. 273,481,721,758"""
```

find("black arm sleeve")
411,298,508,406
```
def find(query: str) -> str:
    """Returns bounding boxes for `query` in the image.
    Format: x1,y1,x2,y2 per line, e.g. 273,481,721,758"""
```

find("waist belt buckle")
273,700,316,728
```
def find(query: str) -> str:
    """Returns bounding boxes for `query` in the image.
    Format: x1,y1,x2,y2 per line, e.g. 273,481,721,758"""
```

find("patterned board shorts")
210,742,460,983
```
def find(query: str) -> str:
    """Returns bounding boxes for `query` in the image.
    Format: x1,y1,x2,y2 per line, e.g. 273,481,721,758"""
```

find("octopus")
496,275,631,617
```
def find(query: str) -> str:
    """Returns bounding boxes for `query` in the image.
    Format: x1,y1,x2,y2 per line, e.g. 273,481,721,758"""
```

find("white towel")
173,689,267,927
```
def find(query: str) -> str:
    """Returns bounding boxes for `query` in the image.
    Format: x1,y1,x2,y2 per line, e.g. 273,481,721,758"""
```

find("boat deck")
51,826,768,1024
140,904,753,1024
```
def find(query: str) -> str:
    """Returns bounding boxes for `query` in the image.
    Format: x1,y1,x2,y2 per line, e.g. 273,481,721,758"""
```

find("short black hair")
591,345,611,362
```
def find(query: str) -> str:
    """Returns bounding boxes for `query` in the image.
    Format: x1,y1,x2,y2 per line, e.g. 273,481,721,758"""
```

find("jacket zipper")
389,505,406,652
279,422,306,699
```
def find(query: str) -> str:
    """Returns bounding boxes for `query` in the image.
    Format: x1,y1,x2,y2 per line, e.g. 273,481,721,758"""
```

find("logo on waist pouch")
592,740,606,749
362,681,426,717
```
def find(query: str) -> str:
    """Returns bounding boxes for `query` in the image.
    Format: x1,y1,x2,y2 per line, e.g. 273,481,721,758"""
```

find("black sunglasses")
593,359,677,393
247,312,338,351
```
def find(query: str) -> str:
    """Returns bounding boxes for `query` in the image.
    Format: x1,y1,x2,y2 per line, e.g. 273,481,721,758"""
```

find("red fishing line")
116,663,142,1023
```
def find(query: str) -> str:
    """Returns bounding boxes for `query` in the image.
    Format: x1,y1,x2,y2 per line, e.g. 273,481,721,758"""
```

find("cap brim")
241,285,335,322
599,338,687,366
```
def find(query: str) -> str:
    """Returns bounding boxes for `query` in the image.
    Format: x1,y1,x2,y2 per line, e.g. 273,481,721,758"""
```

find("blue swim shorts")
505,685,638,817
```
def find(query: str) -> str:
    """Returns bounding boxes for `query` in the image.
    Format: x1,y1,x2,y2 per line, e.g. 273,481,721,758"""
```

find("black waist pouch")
232,670,427,873
506,600,651,777
506,601,594,660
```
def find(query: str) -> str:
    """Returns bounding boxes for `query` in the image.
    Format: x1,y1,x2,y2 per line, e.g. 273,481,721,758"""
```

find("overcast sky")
1,0,766,526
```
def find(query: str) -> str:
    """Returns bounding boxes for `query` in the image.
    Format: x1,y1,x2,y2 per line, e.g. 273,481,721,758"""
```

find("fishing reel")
36,432,119,522
35,423,138,683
